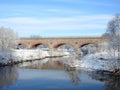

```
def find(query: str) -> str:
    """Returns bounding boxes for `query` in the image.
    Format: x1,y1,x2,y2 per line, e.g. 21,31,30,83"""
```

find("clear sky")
0,0,120,37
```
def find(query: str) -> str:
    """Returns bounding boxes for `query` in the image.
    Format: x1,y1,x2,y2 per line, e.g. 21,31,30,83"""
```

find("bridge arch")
80,43,98,55
53,43,76,53
54,43,74,49
31,43,50,50
80,42,98,48
17,43,28,49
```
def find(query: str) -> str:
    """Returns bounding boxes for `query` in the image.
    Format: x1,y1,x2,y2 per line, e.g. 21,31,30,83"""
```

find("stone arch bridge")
18,37,107,49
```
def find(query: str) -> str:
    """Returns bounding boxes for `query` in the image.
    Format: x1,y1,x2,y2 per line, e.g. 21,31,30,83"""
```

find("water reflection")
19,57,81,85
0,66,18,88
16,56,120,90
19,57,65,70
0,56,120,90
105,76,120,90
65,69,80,85
88,70,120,90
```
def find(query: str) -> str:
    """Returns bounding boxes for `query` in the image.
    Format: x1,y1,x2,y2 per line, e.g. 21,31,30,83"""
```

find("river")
0,56,120,90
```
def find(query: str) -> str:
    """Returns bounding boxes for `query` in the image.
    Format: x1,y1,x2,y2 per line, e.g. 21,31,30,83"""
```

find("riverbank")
79,52,120,75
0,50,69,66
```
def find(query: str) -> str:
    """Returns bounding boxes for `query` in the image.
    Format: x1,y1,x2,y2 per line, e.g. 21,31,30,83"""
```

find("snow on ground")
0,50,69,65
45,51,118,72
79,52,119,71
0,49,119,72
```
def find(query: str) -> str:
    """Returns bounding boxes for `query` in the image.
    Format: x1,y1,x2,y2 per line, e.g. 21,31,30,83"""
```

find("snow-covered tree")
102,33,110,38
107,14,120,60
97,41,109,52
0,27,19,50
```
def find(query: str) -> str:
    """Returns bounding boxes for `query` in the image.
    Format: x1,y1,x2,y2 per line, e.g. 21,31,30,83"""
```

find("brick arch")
80,42,97,48
17,43,28,49
31,43,50,49
53,43,74,49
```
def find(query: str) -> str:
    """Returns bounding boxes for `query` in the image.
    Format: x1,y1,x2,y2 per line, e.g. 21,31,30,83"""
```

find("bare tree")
0,27,19,50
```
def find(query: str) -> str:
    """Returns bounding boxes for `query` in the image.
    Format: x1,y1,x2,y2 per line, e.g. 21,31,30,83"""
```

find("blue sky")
0,0,120,37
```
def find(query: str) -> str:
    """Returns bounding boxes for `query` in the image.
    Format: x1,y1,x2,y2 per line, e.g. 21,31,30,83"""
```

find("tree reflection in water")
105,76,120,90
19,56,81,85
66,70,80,85
0,56,119,90
87,71,120,90
64,64,80,85
0,66,18,88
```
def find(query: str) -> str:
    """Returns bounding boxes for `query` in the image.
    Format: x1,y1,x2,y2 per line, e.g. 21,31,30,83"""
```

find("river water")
0,56,120,90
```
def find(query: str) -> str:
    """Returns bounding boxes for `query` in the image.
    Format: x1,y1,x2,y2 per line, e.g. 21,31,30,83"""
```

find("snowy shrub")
0,27,19,50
